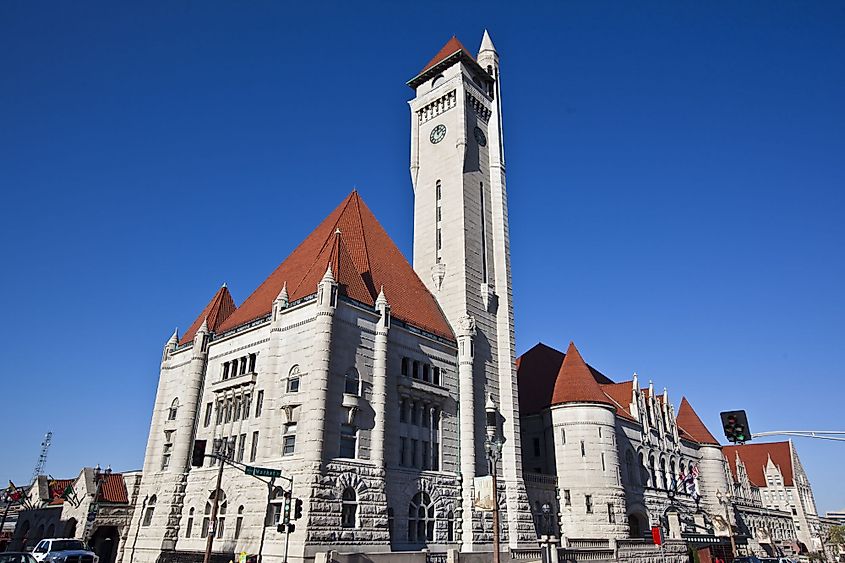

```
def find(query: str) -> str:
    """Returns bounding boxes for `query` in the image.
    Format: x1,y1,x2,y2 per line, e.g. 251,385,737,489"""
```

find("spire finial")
276,281,289,303
198,317,209,334
479,29,497,55
376,285,388,307
221,281,227,288
321,263,335,284
167,328,179,344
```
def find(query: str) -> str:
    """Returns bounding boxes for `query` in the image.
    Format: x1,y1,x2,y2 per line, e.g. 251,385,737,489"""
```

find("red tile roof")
217,191,454,341
517,342,616,413
516,343,565,415
676,397,720,446
419,36,475,75
97,473,129,504
723,442,795,487
551,342,614,407
599,381,637,421
179,285,236,345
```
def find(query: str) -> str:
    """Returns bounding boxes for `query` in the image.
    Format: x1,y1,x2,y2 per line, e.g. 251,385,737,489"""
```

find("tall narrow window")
255,390,264,417
248,353,257,373
202,501,211,537
287,365,301,393
283,424,297,456
168,398,179,421
564,490,571,506
250,431,259,462
216,495,227,539
340,424,357,458
203,403,213,427
143,495,156,526
435,180,442,263
222,363,230,380
341,488,358,528
560,428,566,445
400,398,407,423
243,393,251,419
585,495,593,514
400,437,408,466
239,357,247,375
237,434,246,462
602,452,606,472
580,440,586,457
446,510,455,542
235,506,244,539
345,368,360,395
185,507,194,538
607,503,615,523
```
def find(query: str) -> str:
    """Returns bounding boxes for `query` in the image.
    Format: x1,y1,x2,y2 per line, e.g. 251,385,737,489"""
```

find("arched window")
648,455,657,488
143,495,156,526
432,74,444,89
168,399,179,421
234,506,244,539
345,368,360,395
341,488,357,528
183,507,193,538
407,492,434,544
216,493,227,539
660,458,668,490
202,501,211,537
46,524,55,538
287,365,301,393
669,460,677,492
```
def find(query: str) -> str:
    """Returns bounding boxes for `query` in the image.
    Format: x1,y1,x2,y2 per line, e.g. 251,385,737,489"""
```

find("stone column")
172,320,208,473
301,265,337,467
370,289,390,467
457,314,477,551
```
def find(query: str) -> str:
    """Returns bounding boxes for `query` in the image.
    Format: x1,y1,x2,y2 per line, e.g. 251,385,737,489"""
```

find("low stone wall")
617,539,687,563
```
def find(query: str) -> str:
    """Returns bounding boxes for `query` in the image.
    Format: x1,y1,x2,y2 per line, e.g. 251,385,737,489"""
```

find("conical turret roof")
179,285,236,345
217,191,453,340
551,342,614,406
676,397,720,445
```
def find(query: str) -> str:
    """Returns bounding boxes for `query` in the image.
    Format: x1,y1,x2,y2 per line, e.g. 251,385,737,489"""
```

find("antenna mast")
32,431,53,482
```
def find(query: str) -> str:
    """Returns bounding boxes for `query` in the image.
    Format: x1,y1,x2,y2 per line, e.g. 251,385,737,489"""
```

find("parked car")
0,553,38,563
761,558,797,563
734,557,764,563
30,539,99,563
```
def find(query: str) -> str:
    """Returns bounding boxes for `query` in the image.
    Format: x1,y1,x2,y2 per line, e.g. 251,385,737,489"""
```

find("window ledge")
212,372,257,393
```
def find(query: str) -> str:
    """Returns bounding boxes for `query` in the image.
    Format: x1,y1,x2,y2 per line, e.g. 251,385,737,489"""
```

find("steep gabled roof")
420,36,473,75
179,285,236,345
676,397,720,445
551,342,614,407
217,191,454,341
408,35,493,89
517,343,565,415
723,441,795,487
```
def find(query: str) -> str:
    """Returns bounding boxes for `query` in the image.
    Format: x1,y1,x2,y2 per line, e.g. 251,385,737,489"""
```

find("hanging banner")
473,476,495,511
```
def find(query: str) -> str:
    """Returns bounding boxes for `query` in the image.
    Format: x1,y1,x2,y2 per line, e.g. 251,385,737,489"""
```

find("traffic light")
720,410,751,443
282,491,292,524
294,498,303,520
277,523,295,534
191,440,206,468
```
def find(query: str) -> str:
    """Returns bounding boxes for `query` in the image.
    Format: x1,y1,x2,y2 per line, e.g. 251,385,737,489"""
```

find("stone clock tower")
408,31,534,549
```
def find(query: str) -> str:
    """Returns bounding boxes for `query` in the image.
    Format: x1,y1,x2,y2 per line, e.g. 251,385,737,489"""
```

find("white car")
31,539,99,563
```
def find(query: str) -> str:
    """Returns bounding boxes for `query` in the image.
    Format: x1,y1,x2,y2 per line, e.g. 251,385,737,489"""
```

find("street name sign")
244,465,282,478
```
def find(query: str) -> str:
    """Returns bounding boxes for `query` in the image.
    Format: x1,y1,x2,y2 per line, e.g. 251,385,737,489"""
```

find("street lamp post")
485,395,504,563
716,490,738,559
86,465,112,544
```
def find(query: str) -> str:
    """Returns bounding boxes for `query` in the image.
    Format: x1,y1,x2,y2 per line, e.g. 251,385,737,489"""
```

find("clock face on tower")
430,124,447,144
473,126,487,147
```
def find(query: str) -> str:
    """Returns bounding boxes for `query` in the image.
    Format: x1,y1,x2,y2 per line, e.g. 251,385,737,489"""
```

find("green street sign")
244,465,282,478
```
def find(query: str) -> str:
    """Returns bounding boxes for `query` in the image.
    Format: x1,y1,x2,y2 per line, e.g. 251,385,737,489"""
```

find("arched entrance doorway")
89,526,120,563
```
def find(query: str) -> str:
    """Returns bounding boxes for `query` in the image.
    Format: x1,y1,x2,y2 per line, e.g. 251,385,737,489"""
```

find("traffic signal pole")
283,477,293,563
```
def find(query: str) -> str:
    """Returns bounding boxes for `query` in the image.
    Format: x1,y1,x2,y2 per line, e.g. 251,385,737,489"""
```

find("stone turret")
550,343,627,539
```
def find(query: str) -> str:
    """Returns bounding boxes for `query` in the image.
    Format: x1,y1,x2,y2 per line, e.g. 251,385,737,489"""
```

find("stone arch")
626,505,648,539
64,518,77,538
336,471,368,497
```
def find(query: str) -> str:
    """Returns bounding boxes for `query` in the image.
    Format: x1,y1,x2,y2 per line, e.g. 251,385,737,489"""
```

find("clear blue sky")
1,2,843,513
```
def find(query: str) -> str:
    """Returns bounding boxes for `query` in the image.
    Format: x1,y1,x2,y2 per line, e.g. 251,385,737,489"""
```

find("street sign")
244,466,282,478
